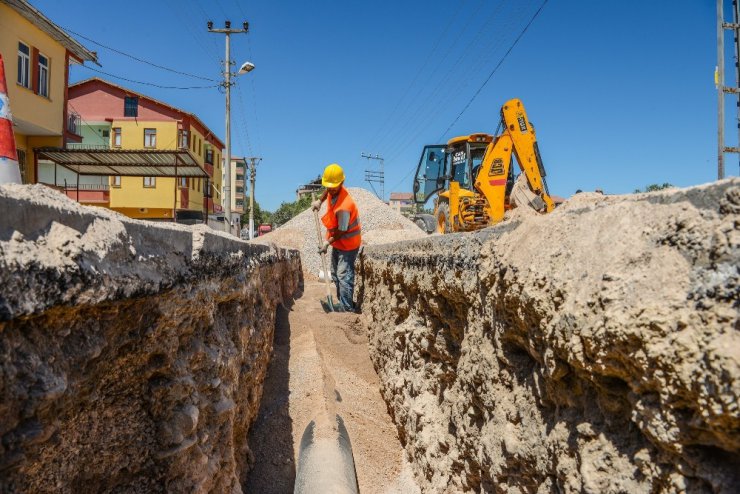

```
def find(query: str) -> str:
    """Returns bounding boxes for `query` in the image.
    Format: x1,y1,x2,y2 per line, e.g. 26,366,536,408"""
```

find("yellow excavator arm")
476,98,554,223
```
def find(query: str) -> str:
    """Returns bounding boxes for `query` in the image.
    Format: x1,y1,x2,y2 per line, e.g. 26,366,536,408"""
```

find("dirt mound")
358,179,740,493
253,187,426,276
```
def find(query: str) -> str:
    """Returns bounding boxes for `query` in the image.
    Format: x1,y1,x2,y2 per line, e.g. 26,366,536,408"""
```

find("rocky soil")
357,179,740,493
252,187,426,277
0,185,300,493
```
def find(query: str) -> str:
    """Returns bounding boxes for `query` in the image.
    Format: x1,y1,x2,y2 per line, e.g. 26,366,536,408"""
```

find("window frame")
124,96,139,117
17,41,30,89
112,127,122,147
143,128,157,148
178,129,189,149
111,175,121,188
143,177,156,188
37,52,49,98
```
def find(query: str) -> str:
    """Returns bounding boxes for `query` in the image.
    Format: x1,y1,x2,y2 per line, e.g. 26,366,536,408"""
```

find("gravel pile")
252,187,426,277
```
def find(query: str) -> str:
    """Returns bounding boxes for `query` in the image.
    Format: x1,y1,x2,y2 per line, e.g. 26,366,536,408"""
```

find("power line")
438,0,549,140
78,65,220,90
61,26,218,82
384,0,549,193
364,0,468,151
382,0,525,165
380,0,510,159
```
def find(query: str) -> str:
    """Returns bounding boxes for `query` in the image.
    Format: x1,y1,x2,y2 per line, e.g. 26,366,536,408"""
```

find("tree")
634,183,674,193
271,195,314,226
241,200,272,227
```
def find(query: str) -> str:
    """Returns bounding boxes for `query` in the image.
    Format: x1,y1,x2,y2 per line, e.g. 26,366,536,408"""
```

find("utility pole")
717,0,740,179
361,152,385,201
208,20,249,235
247,157,262,240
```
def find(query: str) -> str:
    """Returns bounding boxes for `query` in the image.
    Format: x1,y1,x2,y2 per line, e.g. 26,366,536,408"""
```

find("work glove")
311,200,322,211
317,240,330,254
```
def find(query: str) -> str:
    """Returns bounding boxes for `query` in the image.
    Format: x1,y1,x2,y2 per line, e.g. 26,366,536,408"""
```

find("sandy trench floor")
244,279,420,494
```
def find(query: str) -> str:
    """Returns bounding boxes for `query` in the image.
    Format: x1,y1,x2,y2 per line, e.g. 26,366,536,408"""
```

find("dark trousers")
330,247,359,311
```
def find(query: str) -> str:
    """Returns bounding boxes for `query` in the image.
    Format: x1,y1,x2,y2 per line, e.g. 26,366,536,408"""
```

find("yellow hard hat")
322,163,345,188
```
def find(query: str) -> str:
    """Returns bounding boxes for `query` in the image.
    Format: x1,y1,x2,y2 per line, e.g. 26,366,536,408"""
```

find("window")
199,139,202,156
143,177,156,188
144,128,156,148
37,53,49,97
102,130,110,138
124,96,138,117
178,130,189,149
112,128,121,147
197,178,201,192
16,150,26,183
236,200,244,208
111,176,121,187
205,148,213,164
17,42,30,88
179,177,187,188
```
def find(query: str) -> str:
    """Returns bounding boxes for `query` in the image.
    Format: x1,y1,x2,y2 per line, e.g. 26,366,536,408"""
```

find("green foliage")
271,194,315,226
241,201,272,227
634,183,674,193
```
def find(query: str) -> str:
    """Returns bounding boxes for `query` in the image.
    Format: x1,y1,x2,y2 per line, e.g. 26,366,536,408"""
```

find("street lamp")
238,61,255,75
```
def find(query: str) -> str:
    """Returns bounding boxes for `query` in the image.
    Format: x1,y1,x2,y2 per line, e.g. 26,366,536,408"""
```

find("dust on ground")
245,280,420,494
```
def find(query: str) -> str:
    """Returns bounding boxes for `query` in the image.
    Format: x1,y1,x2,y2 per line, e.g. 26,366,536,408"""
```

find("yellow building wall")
107,120,212,217
1,3,70,183
0,4,67,136
187,126,222,212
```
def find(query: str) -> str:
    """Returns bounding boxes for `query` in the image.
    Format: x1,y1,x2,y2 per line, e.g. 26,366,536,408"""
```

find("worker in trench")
312,163,362,312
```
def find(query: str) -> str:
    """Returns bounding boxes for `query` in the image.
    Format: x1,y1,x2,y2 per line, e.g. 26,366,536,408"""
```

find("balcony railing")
66,143,110,150
67,112,81,135
62,183,110,191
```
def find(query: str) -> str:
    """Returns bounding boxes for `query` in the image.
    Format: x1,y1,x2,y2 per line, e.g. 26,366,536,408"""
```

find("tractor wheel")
435,201,452,234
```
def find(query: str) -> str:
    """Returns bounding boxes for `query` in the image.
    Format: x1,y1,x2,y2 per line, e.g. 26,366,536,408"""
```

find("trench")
2,181,738,493
245,280,419,494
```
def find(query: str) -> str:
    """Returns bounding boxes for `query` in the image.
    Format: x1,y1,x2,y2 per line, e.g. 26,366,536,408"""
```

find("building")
0,0,97,184
222,156,247,229
296,175,322,200
228,156,247,215
388,192,414,215
61,78,224,221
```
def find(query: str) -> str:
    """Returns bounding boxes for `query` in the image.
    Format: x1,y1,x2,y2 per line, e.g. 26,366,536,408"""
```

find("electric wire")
61,26,218,82
244,36,263,156
384,0,549,193
234,81,253,155
381,0,526,165
368,0,486,154
77,65,220,90
438,0,549,140
363,0,468,152
379,0,510,160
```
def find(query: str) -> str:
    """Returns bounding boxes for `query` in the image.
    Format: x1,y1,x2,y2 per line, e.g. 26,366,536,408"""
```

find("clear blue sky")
32,0,735,210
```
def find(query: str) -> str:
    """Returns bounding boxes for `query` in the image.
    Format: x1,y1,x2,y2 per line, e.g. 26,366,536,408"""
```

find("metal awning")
34,147,209,177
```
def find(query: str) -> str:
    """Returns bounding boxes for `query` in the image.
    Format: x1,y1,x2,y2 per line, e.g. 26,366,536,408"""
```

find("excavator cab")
413,144,447,205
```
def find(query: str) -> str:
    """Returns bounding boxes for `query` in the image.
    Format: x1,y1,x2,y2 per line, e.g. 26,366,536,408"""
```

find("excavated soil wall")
0,185,300,493
358,179,739,493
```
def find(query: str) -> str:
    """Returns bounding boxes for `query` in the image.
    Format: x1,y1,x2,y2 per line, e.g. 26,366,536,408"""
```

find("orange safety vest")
321,186,362,251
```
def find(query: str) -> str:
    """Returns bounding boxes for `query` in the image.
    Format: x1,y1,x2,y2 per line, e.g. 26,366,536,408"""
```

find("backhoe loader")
412,98,554,233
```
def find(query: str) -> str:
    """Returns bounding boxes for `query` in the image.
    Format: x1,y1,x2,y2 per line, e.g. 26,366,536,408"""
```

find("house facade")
389,191,414,215
0,0,97,183
66,78,224,221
